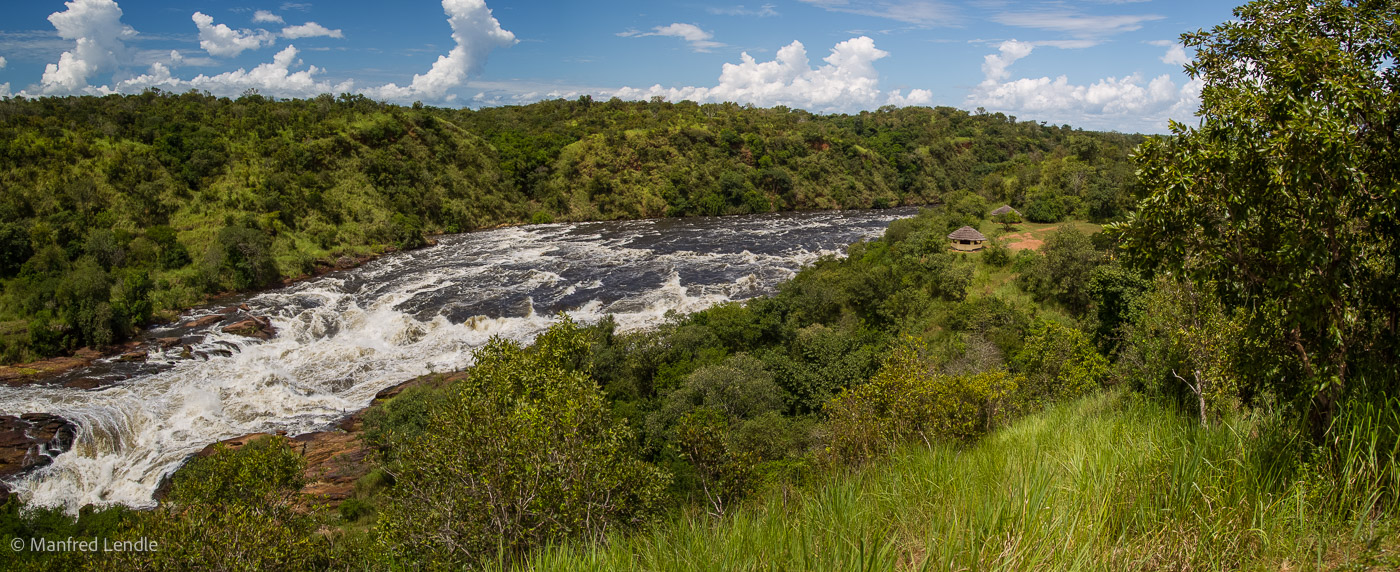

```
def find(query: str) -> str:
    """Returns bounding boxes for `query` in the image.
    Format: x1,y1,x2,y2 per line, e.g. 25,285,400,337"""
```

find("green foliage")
201,225,281,291
375,318,670,567
824,337,1021,466
981,239,1011,267
1116,278,1244,424
675,408,756,517
0,499,135,571
165,435,307,508
1014,321,1109,409
1017,226,1103,314
1085,261,1149,354
992,210,1021,232
1118,0,1400,432
110,434,327,571
0,94,1141,363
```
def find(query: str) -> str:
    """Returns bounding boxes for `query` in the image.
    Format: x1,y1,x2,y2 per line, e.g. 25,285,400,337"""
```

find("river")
0,207,915,511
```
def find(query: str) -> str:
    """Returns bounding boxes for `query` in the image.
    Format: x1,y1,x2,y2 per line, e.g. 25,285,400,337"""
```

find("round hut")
948,226,988,251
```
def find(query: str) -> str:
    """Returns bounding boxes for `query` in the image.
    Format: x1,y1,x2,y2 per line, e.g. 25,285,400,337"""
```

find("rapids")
0,207,915,510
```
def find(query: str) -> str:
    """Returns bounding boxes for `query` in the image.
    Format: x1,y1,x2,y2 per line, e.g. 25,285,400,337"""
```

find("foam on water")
0,208,915,511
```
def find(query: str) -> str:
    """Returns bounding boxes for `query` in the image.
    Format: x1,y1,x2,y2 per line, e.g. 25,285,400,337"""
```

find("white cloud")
992,11,1163,42
117,44,353,98
797,0,954,26
981,39,1032,82
364,0,517,102
967,41,1200,132
193,12,275,57
253,10,284,24
1161,44,1188,66
0,56,6,69
619,23,724,52
41,0,136,94
708,4,779,17
280,2,311,11
281,22,344,39
0,84,9,97
612,37,932,113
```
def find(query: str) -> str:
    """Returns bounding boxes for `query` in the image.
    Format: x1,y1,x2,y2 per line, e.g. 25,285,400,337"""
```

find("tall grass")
498,391,1399,571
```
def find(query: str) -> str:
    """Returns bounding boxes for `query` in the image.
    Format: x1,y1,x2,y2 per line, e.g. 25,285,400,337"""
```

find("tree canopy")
1121,0,1400,430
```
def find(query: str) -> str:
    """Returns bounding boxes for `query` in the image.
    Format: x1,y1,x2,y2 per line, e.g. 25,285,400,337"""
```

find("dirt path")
1001,225,1058,251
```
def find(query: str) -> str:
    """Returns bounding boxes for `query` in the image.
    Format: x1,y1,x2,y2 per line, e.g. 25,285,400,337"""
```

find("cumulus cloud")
967,40,1200,132
981,39,1032,82
0,56,6,69
364,0,517,102
193,12,276,57
1161,44,1188,66
797,0,954,26
41,0,136,94
612,36,932,113
619,23,724,52
253,10,284,24
117,44,353,98
281,22,344,39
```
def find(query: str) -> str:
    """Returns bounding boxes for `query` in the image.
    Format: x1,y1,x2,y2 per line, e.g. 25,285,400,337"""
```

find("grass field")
497,390,1400,571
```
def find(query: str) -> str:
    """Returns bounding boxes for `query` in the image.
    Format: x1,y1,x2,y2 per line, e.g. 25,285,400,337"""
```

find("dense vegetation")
0,93,1142,363
3,0,1398,569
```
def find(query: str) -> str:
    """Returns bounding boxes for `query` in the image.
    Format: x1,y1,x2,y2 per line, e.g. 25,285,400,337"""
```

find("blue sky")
0,0,1239,133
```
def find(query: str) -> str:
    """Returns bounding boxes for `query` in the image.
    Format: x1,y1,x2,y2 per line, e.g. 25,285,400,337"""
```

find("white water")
0,209,912,511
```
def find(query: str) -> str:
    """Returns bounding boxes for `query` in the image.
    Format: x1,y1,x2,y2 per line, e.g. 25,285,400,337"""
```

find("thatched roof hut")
990,205,1022,217
948,226,987,251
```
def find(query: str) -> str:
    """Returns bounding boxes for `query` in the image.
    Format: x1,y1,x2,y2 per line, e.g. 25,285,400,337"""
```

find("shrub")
110,435,326,571
675,408,755,517
165,435,307,509
376,318,670,567
1014,321,1110,409
982,239,1011,267
824,337,1021,466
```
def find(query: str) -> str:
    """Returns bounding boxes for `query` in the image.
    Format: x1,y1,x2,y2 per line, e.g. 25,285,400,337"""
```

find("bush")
675,408,756,517
110,435,326,571
1014,321,1109,409
166,435,307,509
376,318,670,567
982,239,1011,267
824,337,1021,466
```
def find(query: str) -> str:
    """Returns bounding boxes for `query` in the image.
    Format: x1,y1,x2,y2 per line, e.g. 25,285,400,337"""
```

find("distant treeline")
0,92,1143,362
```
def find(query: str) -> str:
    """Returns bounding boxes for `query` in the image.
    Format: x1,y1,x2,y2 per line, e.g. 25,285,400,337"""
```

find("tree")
1019,227,1103,315
993,210,1022,232
1120,0,1400,434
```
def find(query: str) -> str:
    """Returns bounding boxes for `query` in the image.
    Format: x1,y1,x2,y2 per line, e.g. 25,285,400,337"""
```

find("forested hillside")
0,93,1142,363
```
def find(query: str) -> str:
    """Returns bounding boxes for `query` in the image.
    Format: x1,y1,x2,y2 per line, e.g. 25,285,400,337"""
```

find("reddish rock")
0,353,99,387
120,350,147,362
0,414,77,495
155,337,181,349
184,315,222,328
222,316,277,340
